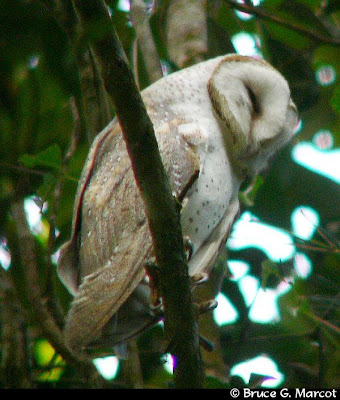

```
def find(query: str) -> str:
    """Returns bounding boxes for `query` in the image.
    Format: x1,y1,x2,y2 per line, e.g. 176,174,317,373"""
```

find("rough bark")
0,269,32,388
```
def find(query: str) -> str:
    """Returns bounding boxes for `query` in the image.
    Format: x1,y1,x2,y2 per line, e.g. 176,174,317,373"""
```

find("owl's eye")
246,86,261,116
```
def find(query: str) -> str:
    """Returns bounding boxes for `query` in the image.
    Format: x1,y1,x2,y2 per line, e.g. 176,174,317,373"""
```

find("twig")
225,0,340,46
72,0,204,388
0,163,46,176
120,341,144,388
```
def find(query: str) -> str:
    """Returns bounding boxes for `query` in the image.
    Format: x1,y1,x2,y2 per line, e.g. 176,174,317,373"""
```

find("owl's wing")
58,115,201,353
57,120,117,295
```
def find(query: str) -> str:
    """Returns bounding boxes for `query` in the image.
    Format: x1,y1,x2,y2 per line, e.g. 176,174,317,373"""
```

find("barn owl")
57,54,298,355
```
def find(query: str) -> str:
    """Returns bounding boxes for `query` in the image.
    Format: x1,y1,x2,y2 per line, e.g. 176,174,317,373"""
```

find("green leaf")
36,173,58,204
19,144,62,172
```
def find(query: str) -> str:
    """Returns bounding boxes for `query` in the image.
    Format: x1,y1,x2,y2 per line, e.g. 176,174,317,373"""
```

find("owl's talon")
183,236,194,261
149,298,163,311
190,272,209,286
145,261,162,308
199,334,215,352
195,299,218,315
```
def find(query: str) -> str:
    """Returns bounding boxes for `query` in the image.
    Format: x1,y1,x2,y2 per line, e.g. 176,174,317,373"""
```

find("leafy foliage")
0,0,339,389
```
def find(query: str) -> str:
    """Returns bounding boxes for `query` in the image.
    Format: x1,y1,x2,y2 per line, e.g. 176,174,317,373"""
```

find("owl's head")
208,55,298,178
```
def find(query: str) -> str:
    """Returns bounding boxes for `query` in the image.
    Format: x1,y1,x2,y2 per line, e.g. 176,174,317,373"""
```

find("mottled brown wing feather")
57,121,117,295
59,114,201,353
63,228,152,352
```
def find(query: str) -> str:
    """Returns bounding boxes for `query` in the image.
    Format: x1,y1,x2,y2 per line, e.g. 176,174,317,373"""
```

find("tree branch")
165,0,227,380
130,0,163,84
225,0,340,46
72,0,204,388
0,268,32,388
10,199,105,387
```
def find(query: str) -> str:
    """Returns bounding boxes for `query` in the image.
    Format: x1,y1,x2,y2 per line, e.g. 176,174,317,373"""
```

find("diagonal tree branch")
225,0,340,46
166,0,227,380
72,0,204,389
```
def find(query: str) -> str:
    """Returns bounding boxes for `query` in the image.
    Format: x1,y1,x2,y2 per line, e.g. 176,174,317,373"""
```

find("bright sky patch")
227,212,295,262
93,356,120,380
292,142,340,184
230,355,284,388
